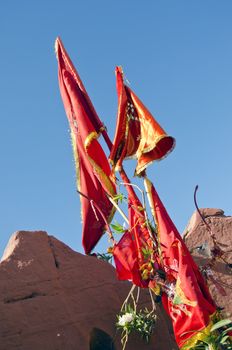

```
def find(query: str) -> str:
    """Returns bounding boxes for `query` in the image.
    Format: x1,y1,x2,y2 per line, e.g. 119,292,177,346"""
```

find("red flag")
113,203,153,288
144,177,217,348
109,67,175,175
113,171,155,288
113,230,145,287
56,37,116,254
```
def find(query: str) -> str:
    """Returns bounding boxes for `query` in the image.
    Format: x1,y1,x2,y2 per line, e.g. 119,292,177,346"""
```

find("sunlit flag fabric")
56,37,116,254
144,177,217,349
113,202,152,288
113,229,145,287
109,67,175,175
113,171,154,288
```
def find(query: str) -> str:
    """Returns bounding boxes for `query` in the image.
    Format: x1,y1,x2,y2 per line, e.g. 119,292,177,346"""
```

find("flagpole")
101,118,158,223
101,128,144,211
108,196,129,225
102,129,113,150
143,174,160,249
101,129,158,241
143,175,157,223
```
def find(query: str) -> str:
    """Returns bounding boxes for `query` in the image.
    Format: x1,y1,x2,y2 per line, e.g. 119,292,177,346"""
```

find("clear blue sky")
1,1,232,257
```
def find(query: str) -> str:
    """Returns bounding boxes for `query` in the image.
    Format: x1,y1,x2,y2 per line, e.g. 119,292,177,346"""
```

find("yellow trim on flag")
84,131,116,197
180,312,218,349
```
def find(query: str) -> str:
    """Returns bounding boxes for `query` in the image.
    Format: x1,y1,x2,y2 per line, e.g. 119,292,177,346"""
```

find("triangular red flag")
144,177,216,348
56,37,116,254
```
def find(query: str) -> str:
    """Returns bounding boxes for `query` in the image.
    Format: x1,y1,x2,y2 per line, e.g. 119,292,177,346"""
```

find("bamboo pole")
108,196,129,225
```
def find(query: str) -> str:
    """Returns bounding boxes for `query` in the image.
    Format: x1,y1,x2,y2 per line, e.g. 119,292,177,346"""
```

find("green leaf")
173,294,182,305
141,247,153,259
147,220,157,234
113,193,125,203
96,253,112,263
221,326,232,334
192,345,207,350
111,222,126,233
220,335,230,343
210,319,232,332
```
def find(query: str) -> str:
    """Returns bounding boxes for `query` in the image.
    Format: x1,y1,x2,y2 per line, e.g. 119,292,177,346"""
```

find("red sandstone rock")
183,208,225,239
184,209,232,319
0,231,177,350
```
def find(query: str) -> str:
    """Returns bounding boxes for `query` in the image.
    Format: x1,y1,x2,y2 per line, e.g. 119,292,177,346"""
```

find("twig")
194,185,215,239
76,189,116,244
148,288,156,315
136,286,140,304
121,284,136,311
119,174,158,248
119,181,146,209
90,200,99,221
130,289,137,312
108,196,129,225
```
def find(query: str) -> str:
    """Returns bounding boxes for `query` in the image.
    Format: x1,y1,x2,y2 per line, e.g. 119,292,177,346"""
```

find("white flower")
166,282,176,300
118,312,135,326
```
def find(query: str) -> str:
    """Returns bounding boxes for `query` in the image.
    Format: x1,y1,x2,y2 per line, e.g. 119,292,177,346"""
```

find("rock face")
0,231,177,350
3,209,230,350
184,208,232,318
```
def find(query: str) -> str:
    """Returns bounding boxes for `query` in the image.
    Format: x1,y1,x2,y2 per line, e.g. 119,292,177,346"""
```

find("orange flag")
144,177,217,349
109,67,175,175
56,37,116,254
